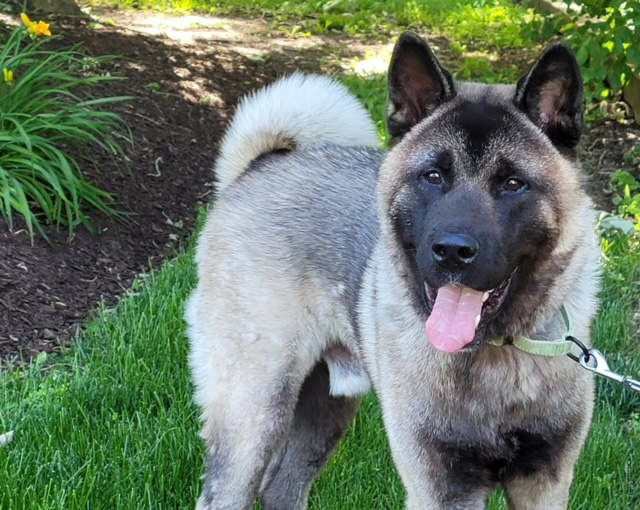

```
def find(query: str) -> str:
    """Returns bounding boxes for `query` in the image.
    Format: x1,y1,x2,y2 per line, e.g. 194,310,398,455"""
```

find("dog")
185,31,601,509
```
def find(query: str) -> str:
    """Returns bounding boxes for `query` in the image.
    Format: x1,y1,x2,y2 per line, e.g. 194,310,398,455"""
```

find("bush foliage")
0,14,131,242
523,0,640,104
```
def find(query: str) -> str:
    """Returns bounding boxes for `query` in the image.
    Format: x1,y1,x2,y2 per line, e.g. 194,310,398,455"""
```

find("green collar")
488,306,574,356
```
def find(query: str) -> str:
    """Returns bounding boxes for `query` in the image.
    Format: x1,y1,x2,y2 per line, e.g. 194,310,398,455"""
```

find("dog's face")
380,32,586,353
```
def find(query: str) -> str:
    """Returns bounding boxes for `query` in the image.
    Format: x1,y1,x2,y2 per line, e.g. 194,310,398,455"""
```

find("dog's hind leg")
193,355,308,510
194,376,302,510
259,361,361,510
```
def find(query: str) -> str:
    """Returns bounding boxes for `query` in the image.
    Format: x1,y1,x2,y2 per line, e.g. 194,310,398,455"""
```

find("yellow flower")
20,13,51,37
20,12,32,28
3,68,14,86
32,21,52,37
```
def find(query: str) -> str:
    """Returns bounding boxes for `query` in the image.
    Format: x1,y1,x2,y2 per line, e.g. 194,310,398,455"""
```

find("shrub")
0,14,131,242
523,1,640,106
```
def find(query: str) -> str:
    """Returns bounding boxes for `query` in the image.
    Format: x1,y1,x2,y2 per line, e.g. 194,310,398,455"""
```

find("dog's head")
380,31,591,353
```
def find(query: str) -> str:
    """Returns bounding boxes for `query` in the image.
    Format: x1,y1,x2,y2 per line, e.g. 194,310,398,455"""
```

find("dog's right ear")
387,31,456,142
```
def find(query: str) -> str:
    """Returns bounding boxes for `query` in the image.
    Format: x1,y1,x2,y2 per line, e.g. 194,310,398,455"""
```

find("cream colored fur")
213,73,379,193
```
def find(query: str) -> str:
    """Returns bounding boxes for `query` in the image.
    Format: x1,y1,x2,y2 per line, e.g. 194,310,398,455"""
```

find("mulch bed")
0,13,638,362
0,16,291,361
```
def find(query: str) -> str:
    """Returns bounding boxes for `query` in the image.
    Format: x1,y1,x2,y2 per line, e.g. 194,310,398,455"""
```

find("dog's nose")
432,233,479,267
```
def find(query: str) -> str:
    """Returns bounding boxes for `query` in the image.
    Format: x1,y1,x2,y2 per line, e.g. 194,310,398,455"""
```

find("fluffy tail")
214,73,379,194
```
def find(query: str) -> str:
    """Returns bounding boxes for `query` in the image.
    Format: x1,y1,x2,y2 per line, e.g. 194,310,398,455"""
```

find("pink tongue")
426,285,484,353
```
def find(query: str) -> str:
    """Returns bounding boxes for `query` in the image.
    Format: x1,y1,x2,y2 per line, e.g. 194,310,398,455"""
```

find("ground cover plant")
93,0,531,49
0,14,131,242
1,2,639,508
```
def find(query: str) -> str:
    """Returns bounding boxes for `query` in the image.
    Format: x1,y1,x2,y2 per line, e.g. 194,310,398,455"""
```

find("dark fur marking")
247,148,293,170
430,424,572,503
451,101,512,159
201,439,231,505
223,149,294,193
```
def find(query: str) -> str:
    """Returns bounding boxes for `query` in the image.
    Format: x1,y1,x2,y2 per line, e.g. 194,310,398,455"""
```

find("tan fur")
358,87,600,509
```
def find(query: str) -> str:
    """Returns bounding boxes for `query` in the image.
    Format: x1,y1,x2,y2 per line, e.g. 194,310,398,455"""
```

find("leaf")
35,351,48,367
627,46,640,67
577,45,590,65
560,22,575,33
542,21,556,40
608,70,622,91
588,39,604,59
598,213,635,235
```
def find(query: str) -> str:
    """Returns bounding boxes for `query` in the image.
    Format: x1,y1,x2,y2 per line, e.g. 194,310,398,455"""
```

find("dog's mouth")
424,268,516,353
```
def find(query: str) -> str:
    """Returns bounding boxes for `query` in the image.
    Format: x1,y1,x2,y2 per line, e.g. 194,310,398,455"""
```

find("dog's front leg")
382,400,493,510
503,396,592,510
504,469,574,510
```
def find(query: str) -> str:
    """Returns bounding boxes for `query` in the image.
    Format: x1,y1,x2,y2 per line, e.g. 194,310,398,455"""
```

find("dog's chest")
418,352,579,487
430,423,568,487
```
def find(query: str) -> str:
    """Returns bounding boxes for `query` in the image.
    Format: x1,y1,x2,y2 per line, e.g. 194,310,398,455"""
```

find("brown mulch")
0,12,369,361
0,12,638,362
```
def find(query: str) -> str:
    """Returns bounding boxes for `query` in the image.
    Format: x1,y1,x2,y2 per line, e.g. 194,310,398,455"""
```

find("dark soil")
0,12,638,361
0,11,373,361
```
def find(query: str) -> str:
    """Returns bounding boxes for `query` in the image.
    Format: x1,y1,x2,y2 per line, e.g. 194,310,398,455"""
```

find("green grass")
2,208,639,509
2,35,640,510
570,231,640,509
89,0,532,49
0,252,202,508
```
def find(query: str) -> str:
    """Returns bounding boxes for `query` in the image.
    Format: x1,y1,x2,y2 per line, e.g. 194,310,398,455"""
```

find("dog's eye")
422,171,443,185
503,177,526,193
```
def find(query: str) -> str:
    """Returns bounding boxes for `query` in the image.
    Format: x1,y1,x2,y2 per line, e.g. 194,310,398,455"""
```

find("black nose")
432,233,479,267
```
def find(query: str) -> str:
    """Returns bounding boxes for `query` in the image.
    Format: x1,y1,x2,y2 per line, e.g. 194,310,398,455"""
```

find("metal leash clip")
577,347,640,392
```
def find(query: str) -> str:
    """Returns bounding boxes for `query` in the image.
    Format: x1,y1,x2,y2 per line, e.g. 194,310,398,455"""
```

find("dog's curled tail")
214,73,379,194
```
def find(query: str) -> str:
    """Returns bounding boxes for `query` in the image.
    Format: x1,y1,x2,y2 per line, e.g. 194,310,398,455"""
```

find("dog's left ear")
387,31,456,142
514,43,584,151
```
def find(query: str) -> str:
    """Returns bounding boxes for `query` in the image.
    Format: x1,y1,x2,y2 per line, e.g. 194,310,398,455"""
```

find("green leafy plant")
602,158,640,237
0,14,131,242
611,168,640,227
623,142,640,165
523,1,640,106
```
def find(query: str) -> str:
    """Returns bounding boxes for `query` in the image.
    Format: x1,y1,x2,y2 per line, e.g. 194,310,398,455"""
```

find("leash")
491,306,640,393
566,336,640,392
